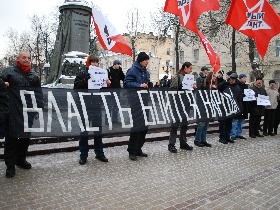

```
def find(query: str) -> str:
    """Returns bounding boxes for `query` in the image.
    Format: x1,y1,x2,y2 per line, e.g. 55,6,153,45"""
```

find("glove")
83,72,91,80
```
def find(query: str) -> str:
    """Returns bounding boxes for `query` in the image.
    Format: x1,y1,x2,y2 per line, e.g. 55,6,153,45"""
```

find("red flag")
197,31,221,73
92,7,132,56
226,0,280,58
164,0,220,33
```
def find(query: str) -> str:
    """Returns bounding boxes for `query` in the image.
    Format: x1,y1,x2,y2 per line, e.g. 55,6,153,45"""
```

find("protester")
230,73,248,140
107,60,125,123
74,54,110,165
263,80,279,136
0,51,40,178
154,81,160,87
248,77,267,138
0,78,8,139
160,75,169,87
168,62,196,153
196,66,209,89
194,72,216,147
124,52,150,161
273,87,280,135
217,70,225,85
217,72,243,144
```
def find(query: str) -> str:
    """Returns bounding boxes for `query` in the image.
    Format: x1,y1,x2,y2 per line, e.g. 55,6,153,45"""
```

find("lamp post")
162,61,173,76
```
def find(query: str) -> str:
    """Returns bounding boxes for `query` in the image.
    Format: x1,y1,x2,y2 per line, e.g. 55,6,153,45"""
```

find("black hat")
113,60,121,65
201,66,209,71
218,70,224,75
137,52,149,63
230,72,238,79
255,77,263,81
226,71,233,76
269,80,276,84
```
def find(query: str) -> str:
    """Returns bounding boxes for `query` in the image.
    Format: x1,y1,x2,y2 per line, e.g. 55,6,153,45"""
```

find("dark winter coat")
218,80,243,115
108,66,125,88
196,72,207,89
0,78,8,122
124,61,150,88
74,69,89,89
0,65,40,87
249,85,267,116
235,80,249,119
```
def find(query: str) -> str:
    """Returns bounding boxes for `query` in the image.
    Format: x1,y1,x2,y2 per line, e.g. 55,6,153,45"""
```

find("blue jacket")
124,61,150,88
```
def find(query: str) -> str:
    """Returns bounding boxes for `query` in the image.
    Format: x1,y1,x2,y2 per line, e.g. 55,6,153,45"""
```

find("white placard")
257,94,271,106
88,66,108,89
243,89,256,101
182,74,194,90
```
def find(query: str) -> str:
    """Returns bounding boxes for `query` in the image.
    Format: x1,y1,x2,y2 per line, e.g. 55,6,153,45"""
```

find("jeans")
195,122,209,143
79,132,104,159
230,119,244,137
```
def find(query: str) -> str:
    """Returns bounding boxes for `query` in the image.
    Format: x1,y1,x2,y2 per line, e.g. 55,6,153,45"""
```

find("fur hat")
255,77,263,81
137,52,149,63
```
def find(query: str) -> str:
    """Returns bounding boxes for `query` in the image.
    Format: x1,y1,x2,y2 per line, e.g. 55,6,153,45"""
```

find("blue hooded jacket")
124,61,150,88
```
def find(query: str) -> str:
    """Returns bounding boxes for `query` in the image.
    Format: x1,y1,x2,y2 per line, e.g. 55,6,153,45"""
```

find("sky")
0,0,165,59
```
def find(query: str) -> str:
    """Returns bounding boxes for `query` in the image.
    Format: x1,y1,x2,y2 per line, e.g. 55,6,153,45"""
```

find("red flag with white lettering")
197,31,221,73
92,7,132,56
226,0,280,58
164,0,220,33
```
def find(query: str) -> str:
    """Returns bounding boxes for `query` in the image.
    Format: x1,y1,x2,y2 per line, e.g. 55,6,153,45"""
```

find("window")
179,51,184,64
194,49,199,62
276,40,280,57
167,48,170,55
274,70,280,86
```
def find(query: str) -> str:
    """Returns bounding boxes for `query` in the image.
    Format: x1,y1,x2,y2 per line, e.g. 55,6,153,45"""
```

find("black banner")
8,87,240,138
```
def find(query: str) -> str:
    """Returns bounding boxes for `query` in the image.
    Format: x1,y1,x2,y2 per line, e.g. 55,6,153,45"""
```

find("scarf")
17,61,31,74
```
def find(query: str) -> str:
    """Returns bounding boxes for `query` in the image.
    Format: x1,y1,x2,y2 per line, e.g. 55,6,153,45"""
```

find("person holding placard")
248,77,267,138
168,62,196,153
74,54,111,165
263,80,279,136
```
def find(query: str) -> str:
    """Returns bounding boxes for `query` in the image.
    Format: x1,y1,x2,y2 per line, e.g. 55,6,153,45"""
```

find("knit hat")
218,70,224,75
201,66,209,71
226,71,233,76
255,77,263,81
230,72,238,79
113,60,121,65
137,52,149,63
238,74,247,79
269,80,276,84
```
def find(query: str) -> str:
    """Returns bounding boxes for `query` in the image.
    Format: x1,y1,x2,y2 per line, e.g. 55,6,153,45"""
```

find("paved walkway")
0,130,280,210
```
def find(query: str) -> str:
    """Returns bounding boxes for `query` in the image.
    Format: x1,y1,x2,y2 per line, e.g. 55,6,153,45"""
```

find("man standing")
0,51,40,178
108,60,125,123
218,72,243,144
230,74,248,140
249,77,267,138
168,62,196,153
263,80,279,136
196,66,209,89
124,52,150,161
217,70,225,85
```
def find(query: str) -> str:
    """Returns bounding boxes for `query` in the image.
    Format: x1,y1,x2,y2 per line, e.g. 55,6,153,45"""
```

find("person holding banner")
74,54,110,165
217,72,243,144
194,72,216,148
0,51,40,178
248,77,267,138
168,62,196,153
263,80,279,136
196,66,209,89
124,52,151,161
230,74,249,140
